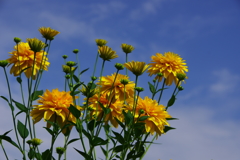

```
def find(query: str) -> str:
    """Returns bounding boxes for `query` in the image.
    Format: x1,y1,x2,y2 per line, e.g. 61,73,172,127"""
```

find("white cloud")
210,69,240,95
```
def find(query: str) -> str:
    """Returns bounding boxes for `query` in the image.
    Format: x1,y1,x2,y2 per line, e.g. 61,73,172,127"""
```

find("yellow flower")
27,38,46,52
126,96,171,136
7,42,49,79
98,73,135,101
124,61,149,76
88,93,125,127
98,46,118,61
30,89,80,133
121,43,135,54
95,39,108,46
148,52,188,86
39,27,60,40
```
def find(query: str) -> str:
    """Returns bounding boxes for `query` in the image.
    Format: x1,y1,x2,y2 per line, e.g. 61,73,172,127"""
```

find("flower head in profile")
95,39,108,46
30,89,81,133
98,73,135,102
126,96,171,136
121,43,135,54
124,61,149,76
39,27,60,40
98,46,118,61
147,52,188,86
7,42,49,79
27,38,46,52
88,93,125,127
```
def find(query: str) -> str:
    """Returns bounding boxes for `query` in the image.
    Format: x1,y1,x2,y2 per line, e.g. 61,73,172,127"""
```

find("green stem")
3,67,24,157
158,79,166,104
0,141,9,160
125,53,128,76
92,52,99,77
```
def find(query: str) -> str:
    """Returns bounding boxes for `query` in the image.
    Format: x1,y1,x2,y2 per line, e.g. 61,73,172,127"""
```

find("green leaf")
166,118,179,120
87,120,95,131
12,100,28,112
73,74,80,83
123,110,133,125
112,131,125,144
67,138,80,145
41,149,51,160
70,91,81,96
16,77,22,84
79,68,89,75
17,120,29,139
74,148,92,160
0,96,14,111
69,104,80,118
138,116,149,121
167,95,176,107
3,129,12,136
28,147,35,159
0,135,20,150
164,126,176,133
72,82,83,92
100,146,107,156
92,136,108,146
43,127,54,136
114,117,125,129
0,96,9,102
31,90,43,101
113,145,124,152
148,82,156,94
98,102,110,115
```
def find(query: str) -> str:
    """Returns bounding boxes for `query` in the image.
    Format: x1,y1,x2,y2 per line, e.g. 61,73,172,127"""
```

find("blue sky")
0,0,240,159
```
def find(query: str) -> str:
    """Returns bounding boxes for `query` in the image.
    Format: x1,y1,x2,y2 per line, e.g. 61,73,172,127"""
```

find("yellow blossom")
88,93,125,127
98,46,118,61
39,27,60,40
124,61,149,76
30,89,81,133
7,42,49,79
148,52,188,86
126,96,171,136
98,73,135,102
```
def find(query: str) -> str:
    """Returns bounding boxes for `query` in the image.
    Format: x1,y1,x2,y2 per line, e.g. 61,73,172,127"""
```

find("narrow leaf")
167,95,176,107
74,148,92,160
67,138,80,145
79,68,89,75
12,100,27,112
138,116,149,121
148,82,156,94
16,77,22,84
164,126,176,133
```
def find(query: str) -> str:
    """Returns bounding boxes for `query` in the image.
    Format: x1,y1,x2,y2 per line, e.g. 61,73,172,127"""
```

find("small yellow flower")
7,42,49,79
30,138,43,146
124,61,149,76
126,96,171,136
39,27,60,40
148,52,188,86
30,89,81,133
98,46,118,61
121,43,134,54
95,39,108,46
27,38,46,52
98,73,135,101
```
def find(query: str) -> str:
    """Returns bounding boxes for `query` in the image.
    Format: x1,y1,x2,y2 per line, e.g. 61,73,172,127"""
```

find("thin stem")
0,141,9,160
125,53,128,76
158,79,166,104
92,52,99,77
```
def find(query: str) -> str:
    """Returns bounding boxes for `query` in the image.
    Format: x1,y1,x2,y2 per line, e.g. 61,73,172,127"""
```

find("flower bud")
14,37,21,43
65,75,71,79
66,61,77,67
73,49,79,54
91,76,97,81
120,79,129,85
115,63,124,70
27,38,46,52
29,138,43,146
0,60,9,68
56,147,65,155
135,87,144,92
95,39,107,46
176,73,186,81
121,43,134,54
139,109,145,114
178,86,184,91
62,55,68,59
157,73,163,77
